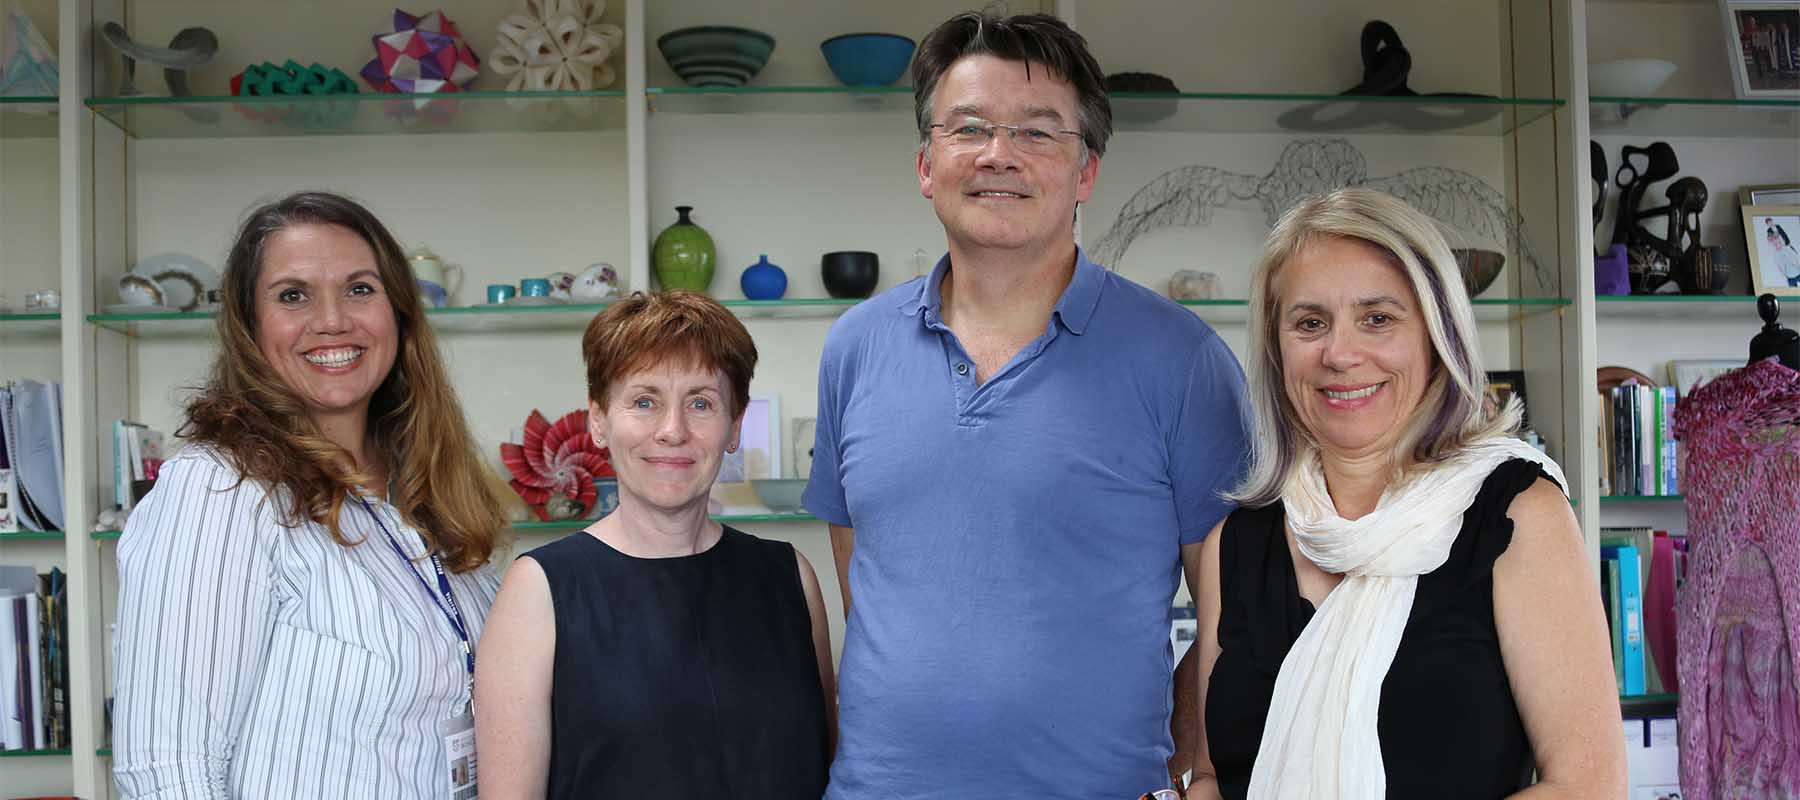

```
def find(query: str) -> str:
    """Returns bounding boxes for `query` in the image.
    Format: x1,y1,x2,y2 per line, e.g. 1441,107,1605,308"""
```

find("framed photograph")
1743,183,1800,206
717,394,780,483
1667,358,1743,397
1743,205,1800,295
788,417,817,479
1484,370,1529,427
1720,1,1800,99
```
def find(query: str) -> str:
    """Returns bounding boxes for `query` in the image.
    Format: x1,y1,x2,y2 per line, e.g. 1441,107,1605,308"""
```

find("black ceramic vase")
822,251,879,298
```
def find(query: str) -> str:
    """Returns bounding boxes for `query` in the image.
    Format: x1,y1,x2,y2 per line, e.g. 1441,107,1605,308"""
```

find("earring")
726,444,738,453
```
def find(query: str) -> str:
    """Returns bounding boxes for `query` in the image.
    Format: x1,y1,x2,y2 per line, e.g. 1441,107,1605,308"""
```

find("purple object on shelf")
361,9,480,94
1596,243,1630,296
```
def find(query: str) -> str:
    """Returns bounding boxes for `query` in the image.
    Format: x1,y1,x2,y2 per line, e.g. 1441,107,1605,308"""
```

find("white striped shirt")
113,447,500,799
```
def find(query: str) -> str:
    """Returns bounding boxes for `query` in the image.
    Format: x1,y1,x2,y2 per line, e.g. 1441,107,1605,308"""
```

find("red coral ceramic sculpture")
500,408,614,520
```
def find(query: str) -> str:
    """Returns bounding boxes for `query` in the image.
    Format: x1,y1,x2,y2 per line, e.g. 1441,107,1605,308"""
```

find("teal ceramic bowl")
657,26,776,88
820,33,916,86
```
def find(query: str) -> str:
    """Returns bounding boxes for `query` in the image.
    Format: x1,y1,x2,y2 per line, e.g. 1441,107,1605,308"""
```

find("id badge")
439,711,479,800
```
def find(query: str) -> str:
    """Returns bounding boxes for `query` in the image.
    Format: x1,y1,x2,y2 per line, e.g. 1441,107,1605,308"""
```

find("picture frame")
1742,204,1800,296
1667,358,1743,398
1719,1,1800,99
1742,183,1800,206
1484,370,1529,428
717,394,780,483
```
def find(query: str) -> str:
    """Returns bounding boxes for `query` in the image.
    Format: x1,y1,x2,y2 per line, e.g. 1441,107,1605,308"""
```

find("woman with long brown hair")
112,191,508,799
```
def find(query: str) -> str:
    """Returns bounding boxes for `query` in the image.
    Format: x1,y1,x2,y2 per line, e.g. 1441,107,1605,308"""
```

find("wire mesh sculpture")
1089,138,1552,292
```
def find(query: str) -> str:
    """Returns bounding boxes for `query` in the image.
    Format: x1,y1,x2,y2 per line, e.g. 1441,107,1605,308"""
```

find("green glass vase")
652,205,717,293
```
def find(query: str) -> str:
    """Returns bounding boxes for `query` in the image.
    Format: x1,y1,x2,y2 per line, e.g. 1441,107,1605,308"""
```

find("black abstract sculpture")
1277,21,1500,133
1089,138,1551,291
1608,142,1715,294
1591,140,1609,233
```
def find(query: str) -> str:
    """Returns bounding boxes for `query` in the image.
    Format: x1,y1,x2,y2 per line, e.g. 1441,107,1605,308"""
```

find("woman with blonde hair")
113,191,507,799
1188,188,1624,798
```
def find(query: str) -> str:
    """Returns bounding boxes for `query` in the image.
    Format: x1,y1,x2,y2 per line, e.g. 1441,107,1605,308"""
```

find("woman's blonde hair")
1227,188,1520,506
180,191,508,572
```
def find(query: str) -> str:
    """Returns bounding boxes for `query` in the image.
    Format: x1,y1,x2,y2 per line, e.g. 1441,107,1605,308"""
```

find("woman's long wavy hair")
179,191,507,572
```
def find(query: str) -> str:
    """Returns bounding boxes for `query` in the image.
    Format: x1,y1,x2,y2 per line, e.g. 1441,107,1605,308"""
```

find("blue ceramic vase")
740,254,788,300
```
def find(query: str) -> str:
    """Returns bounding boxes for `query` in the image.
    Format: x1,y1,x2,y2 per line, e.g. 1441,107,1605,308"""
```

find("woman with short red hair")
475,291,835,799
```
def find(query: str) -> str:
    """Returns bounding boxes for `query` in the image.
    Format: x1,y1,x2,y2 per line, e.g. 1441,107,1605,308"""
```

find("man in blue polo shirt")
803,11,1250,799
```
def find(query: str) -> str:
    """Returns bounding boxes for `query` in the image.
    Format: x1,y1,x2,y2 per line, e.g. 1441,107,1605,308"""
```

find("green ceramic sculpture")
652,205,716,293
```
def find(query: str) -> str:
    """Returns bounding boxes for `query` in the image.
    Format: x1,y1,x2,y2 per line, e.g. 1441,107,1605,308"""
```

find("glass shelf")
1590,96,1800,139
0,311,62,339
0,747,70,757
1621,692,1678,719
1180,297,1568,324
649,85,911,116
94,511,821,541
646,86,1562,135
88,297,1565,336
85,90,627,139
0,96,58,139
90,298,862,337
1108,92,1561,136
0,530,64,540
1601,494,1684,503
1595,294,1765,320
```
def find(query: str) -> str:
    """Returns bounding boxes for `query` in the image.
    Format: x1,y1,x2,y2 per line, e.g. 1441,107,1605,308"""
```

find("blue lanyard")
357,498,476,686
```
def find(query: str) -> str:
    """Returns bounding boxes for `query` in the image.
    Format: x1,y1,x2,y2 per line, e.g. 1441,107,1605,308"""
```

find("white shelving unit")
0,0,1792,795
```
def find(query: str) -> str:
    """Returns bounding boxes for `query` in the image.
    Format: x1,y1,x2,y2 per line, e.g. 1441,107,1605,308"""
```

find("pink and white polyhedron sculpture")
361,9,481,93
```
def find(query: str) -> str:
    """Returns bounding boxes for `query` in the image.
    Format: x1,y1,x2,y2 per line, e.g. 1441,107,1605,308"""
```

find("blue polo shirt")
805,249,1250,799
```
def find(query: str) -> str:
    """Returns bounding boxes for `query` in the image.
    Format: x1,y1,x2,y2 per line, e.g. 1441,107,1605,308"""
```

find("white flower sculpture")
490,0,624,91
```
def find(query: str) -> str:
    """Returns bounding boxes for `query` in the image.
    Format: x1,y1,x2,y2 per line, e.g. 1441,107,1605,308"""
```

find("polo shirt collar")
898,247,1104,335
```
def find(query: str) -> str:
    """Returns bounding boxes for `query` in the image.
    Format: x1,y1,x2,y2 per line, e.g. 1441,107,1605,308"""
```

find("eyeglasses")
927,117,1083,155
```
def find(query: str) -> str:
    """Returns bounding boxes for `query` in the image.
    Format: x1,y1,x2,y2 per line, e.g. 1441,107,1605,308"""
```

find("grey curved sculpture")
1089,138,1552,291
100,22,217,96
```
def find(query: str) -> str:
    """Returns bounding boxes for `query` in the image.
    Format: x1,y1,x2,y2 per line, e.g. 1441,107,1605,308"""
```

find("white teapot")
570,262,620,302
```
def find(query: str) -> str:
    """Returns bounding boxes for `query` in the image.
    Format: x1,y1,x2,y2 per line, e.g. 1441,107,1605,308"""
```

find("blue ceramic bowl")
820,33,915,87
658,26,776,88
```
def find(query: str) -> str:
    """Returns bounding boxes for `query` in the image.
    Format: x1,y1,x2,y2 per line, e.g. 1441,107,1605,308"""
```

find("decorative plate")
127,254,219,313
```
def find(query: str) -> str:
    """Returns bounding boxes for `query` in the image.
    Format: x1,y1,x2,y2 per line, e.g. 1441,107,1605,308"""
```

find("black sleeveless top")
1206,459,1549,799
526,526,828,799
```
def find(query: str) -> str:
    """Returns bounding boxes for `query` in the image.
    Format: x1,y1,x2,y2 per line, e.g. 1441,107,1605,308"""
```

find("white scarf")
1246,436,1566,800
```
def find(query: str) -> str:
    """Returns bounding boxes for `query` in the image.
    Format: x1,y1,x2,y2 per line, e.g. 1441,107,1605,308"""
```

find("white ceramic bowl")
1589,58,1677,97
751,478,808,511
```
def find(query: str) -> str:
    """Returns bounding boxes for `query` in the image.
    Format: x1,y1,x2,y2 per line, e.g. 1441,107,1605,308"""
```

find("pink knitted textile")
1673,358,1800,799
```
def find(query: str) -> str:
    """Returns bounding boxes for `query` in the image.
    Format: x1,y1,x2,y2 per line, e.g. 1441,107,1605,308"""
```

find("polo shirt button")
955,363,969,375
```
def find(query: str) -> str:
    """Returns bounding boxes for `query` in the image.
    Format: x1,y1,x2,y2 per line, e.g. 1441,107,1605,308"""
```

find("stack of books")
0,565,69,751
1601,527,1686,697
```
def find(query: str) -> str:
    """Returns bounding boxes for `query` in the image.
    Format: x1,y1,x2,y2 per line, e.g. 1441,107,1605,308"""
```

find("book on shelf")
1602,539,1647,696
1602,557,1623,691
1604,527,1682,696
0,565,69,751
1598,383,1682,498
0,380,65,532
113,420,168,513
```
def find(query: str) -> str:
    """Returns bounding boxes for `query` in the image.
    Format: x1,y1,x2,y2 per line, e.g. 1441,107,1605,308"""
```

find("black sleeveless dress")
525,526,828,799
1205,459,1549,799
